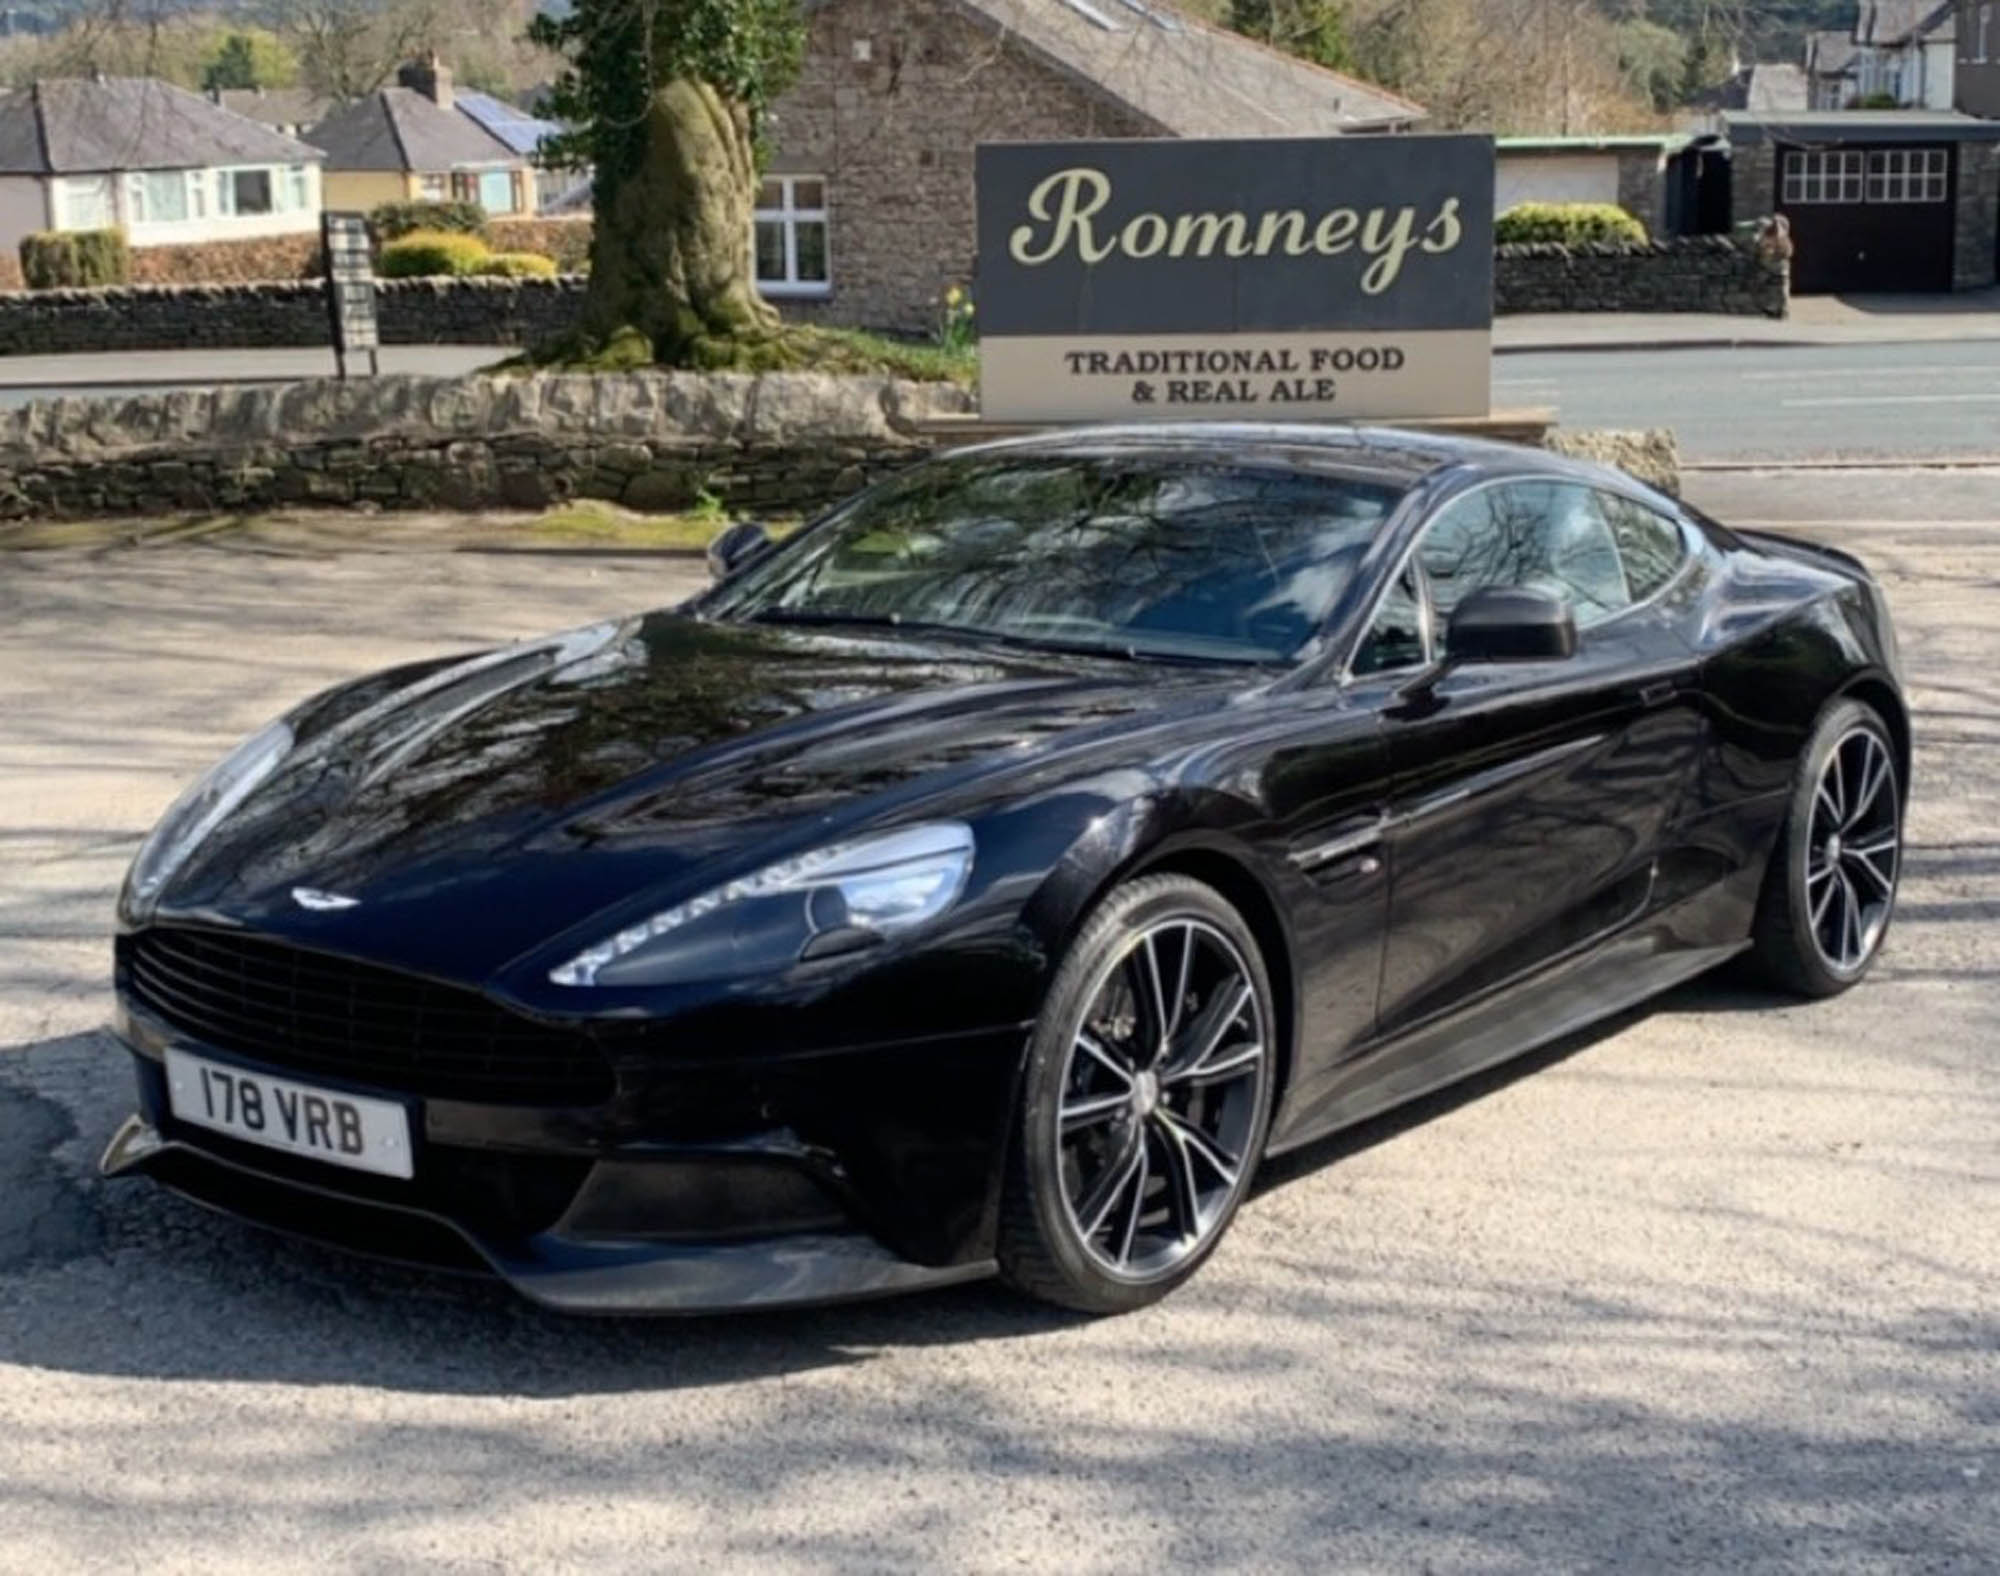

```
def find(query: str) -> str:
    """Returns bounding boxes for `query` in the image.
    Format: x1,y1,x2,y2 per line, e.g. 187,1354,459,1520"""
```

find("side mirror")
1444,586,1577,664
707,521,775,581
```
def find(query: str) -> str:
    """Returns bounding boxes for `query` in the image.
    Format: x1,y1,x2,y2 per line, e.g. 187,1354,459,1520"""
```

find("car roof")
944,422,1673,509
950,422,1542,486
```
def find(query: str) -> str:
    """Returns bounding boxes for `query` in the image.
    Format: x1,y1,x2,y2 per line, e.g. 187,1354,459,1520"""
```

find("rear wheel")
1748,698,1902,997
998,875,1275,1314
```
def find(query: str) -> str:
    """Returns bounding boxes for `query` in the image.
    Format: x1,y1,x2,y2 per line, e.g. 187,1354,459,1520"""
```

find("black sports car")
102,424,1907,1314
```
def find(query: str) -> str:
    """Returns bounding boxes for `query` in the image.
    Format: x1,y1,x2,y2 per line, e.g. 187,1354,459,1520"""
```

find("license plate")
164,1047,414,1180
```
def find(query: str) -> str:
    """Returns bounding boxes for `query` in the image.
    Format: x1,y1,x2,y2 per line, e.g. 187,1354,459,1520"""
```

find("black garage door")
1778,144,1956,293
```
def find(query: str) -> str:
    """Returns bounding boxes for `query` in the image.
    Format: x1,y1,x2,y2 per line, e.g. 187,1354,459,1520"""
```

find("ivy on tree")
530,0,805,367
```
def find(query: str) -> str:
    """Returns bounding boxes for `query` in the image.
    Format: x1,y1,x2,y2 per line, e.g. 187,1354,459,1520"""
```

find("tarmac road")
0,474,1994,1572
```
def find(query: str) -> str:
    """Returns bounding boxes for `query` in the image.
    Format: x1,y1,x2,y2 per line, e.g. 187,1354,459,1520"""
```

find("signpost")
321,211,380,380
975,136,1496,424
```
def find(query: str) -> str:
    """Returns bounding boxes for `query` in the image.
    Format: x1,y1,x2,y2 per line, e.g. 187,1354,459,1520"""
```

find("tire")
1747,697,1903,998
997,874,1277,1314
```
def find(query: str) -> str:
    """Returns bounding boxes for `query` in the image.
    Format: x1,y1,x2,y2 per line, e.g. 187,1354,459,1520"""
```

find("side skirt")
1265,929,1747,1156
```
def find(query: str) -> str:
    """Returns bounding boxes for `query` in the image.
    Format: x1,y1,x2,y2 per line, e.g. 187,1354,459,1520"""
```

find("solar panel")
456,89,562,156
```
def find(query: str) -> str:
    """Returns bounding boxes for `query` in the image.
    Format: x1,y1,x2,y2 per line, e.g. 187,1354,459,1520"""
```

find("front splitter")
101,1115,996,1315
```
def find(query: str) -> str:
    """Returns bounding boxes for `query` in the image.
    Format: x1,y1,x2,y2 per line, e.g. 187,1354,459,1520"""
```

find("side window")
1353,564,1429,675
1597,492,1689,603
1415,482,1635,629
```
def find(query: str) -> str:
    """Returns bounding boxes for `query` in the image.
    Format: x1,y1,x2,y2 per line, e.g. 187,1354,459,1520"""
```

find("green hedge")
368,200,485,242
19,228,131,289
471,250,559,278
1495,202,1649,248
377,229,494,278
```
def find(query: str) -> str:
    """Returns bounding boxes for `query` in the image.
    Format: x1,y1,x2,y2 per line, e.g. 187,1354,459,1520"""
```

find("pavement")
1496,288,2000,353
0,473,1994,1571
0,346,507,405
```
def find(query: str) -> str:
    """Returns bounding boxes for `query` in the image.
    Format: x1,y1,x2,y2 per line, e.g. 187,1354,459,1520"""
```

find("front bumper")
100,1115,993,1313
103,995,1023,1314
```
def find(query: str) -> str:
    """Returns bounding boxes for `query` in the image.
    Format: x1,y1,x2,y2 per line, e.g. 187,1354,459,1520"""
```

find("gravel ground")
0,477,1993,1573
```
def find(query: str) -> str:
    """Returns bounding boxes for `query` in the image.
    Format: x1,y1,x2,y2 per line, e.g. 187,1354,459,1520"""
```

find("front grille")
122,927,615,1107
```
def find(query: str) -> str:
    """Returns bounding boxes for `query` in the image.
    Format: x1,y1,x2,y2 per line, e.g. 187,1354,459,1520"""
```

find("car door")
1359,478,1705,1039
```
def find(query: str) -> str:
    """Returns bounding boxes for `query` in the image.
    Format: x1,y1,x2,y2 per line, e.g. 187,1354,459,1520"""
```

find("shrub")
1496,202,1649,248
369,200,486,242
19,228,131,289
377,229,493,278
486,216,592,272
471,250,559,278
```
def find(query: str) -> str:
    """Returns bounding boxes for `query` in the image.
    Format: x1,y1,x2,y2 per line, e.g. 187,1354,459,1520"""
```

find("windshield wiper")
745,609,1274,668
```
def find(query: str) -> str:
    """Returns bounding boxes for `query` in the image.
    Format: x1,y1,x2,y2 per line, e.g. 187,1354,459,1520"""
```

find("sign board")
321,211,380,376
975,136,1495,423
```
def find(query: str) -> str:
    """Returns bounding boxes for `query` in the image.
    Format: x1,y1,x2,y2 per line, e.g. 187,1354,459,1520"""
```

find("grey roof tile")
953,0,1425,134
0,76,323,174
305,86,518,173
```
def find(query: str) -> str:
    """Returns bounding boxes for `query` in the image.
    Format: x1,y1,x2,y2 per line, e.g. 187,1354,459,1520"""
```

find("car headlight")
125,719,293,916
549,822,975,988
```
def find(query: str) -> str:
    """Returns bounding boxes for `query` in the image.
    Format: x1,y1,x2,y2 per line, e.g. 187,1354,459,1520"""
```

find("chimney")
397,54,453,111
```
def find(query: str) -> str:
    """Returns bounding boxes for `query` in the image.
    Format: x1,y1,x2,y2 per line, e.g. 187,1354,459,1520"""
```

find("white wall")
0,174,50,258
1496,153,1621,214
1922,40,1957,107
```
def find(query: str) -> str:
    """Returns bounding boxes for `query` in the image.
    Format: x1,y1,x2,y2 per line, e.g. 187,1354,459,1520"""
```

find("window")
1596,493,1689,602
709,454,1403,665
1353,564,1431,676
1415,482,1635,630
1866,147,1949,203
419,173,450,201
284,165,311,212
188,170,209,219
54,175,115,230
477,169,517,215
1782,150,1865,205
125,170,191,226
1981,5,1994,63
218,168,274,216
754,175,830,297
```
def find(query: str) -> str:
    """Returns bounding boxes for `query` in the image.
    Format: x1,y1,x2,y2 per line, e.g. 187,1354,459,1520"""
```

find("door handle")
1637,680,1675,708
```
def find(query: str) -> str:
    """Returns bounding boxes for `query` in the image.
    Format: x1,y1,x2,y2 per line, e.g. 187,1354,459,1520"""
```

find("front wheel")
997,874,1276,1314
1748,697,1903,997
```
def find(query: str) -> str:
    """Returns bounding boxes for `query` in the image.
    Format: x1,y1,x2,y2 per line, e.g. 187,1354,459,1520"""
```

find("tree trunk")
580,78,778,363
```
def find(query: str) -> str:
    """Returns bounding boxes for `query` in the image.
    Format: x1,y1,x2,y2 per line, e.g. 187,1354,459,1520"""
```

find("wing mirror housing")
1444,586,1578,665
707,521,776,581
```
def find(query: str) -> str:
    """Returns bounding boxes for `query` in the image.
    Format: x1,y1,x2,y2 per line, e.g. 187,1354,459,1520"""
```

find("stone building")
763,0,1425,335
1726,109,2000,292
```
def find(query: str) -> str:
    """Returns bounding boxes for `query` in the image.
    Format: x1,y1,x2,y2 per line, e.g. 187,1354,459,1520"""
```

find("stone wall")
1954,142,2000,291
767,0,1155,337
1731,141,1778,230
1495,237,1788,316
0,371,1676,521
0,277,588,356
0,373,972,519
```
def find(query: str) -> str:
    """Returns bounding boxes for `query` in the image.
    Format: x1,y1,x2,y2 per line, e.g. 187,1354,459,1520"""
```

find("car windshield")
707,452,1406,664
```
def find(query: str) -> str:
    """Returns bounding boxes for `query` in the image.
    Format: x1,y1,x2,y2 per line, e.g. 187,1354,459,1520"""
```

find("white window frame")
753,175,831,299
1782,150,1865,205
475,168,518,216
1866,147,1950,203
216,165,278,218
125,169,197,228
53,174,116,231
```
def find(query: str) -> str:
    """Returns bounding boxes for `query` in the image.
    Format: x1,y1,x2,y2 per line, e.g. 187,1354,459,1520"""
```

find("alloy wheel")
1806,726,1900,974
1055,918,1269,1281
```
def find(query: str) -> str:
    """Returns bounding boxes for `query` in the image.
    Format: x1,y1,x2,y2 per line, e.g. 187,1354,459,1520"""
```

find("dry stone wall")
0,370,1678,521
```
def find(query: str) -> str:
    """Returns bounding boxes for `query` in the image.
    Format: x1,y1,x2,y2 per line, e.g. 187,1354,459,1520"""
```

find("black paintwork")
102,424,1908,1312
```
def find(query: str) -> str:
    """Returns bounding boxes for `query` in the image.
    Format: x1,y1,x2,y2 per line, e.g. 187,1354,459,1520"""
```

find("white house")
0,77,324,260
1808,2,1957,109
